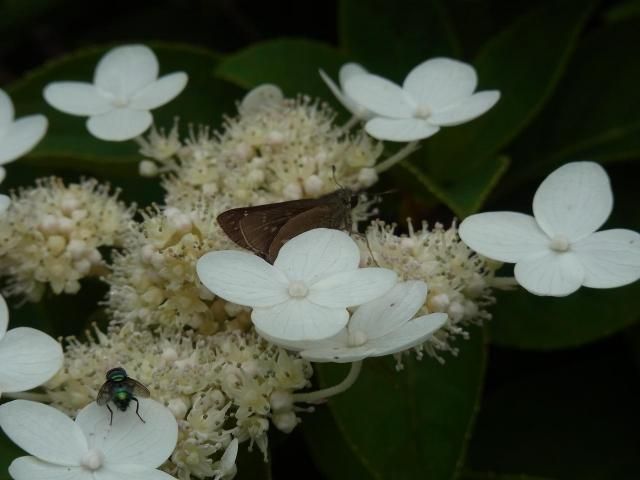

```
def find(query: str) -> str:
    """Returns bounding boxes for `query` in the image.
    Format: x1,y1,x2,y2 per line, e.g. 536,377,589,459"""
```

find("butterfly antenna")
365,233,380,267
331,165,345,190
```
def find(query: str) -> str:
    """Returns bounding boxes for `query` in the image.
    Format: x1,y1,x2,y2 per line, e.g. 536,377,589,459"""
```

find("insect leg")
132,397,146,423
107,404,114,426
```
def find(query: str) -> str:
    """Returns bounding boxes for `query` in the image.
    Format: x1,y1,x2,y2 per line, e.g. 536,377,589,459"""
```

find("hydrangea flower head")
197,228,398,341
0,178,133,301
459,161,640,296
0,294,63,396
0,88,48,182
0,399,178,480
44,44,187,141
344,57,500,141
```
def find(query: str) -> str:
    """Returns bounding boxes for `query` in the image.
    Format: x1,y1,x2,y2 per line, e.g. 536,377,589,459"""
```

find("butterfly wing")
218,198,321,255
266,197,351,263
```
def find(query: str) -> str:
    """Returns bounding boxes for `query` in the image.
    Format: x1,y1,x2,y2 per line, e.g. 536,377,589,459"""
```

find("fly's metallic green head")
106,367,127,382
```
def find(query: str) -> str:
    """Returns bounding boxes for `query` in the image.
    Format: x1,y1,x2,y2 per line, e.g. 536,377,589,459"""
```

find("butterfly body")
218,188,354,263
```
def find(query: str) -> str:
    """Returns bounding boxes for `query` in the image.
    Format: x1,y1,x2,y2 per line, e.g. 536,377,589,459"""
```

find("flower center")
81,449,104,471
287,281,309,298
347,330,368,347
549,235,571,252
413,105,432,119
112,97,130,108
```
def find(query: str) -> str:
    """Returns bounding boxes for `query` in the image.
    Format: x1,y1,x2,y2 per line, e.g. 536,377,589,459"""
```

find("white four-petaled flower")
197,228,398,342
459,161,640,297
44,44,188,141
260,281,448,363
343,57,500,142
319,63,374,120
0,399,178,480
0,88,48,183
0,294,63,396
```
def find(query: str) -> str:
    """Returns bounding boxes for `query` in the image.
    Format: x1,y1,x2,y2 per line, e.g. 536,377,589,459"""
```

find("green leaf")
314,326,486,480
339,0,460,78
401,155,510,217
466,351,640,479
303,405,374,480
235,442,271,480
6,42,241,173
409,0,595,216
461,473,555,480
504,19,640,189
490,282,640,350
605,0,640,23
0,430,24,480
215,39,348,100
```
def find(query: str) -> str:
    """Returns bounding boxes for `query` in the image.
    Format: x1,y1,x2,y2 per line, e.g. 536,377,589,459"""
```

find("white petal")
76,399,177,468
252,299,348,341
308,267,397,308
349,280,427,339
533,161,613,241
573,229,640,288
0,115,48,165
239,84,283,115
339,63,368,85
0,400,87,465
0,193,11,214
403,58,477,111
367,312,448,356
274,228,360,284
94,45,159,98
130,72,188,110
256,325,348,352
219,438,239,473
9,457,88,480
458,212,550,263
43,82,112,116
319,69,371,119
0,88,15,130
428,91,500,126
343,74,414,118
86,108,152,141
96,465,176,480
0,293,7,339
365,117,439,142
197,251,289,307
0,327,63,393
514,251,585,297
300,344,375,363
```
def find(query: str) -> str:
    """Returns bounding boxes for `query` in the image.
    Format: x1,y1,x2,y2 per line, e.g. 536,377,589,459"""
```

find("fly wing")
96,382,112,405
126,378,151,398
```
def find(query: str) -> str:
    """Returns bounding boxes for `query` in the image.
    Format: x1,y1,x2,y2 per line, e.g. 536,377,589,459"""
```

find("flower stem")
2,391,51,402
292,361,363,404
340,115,360,132
374,141,420,174
491,276,520,290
